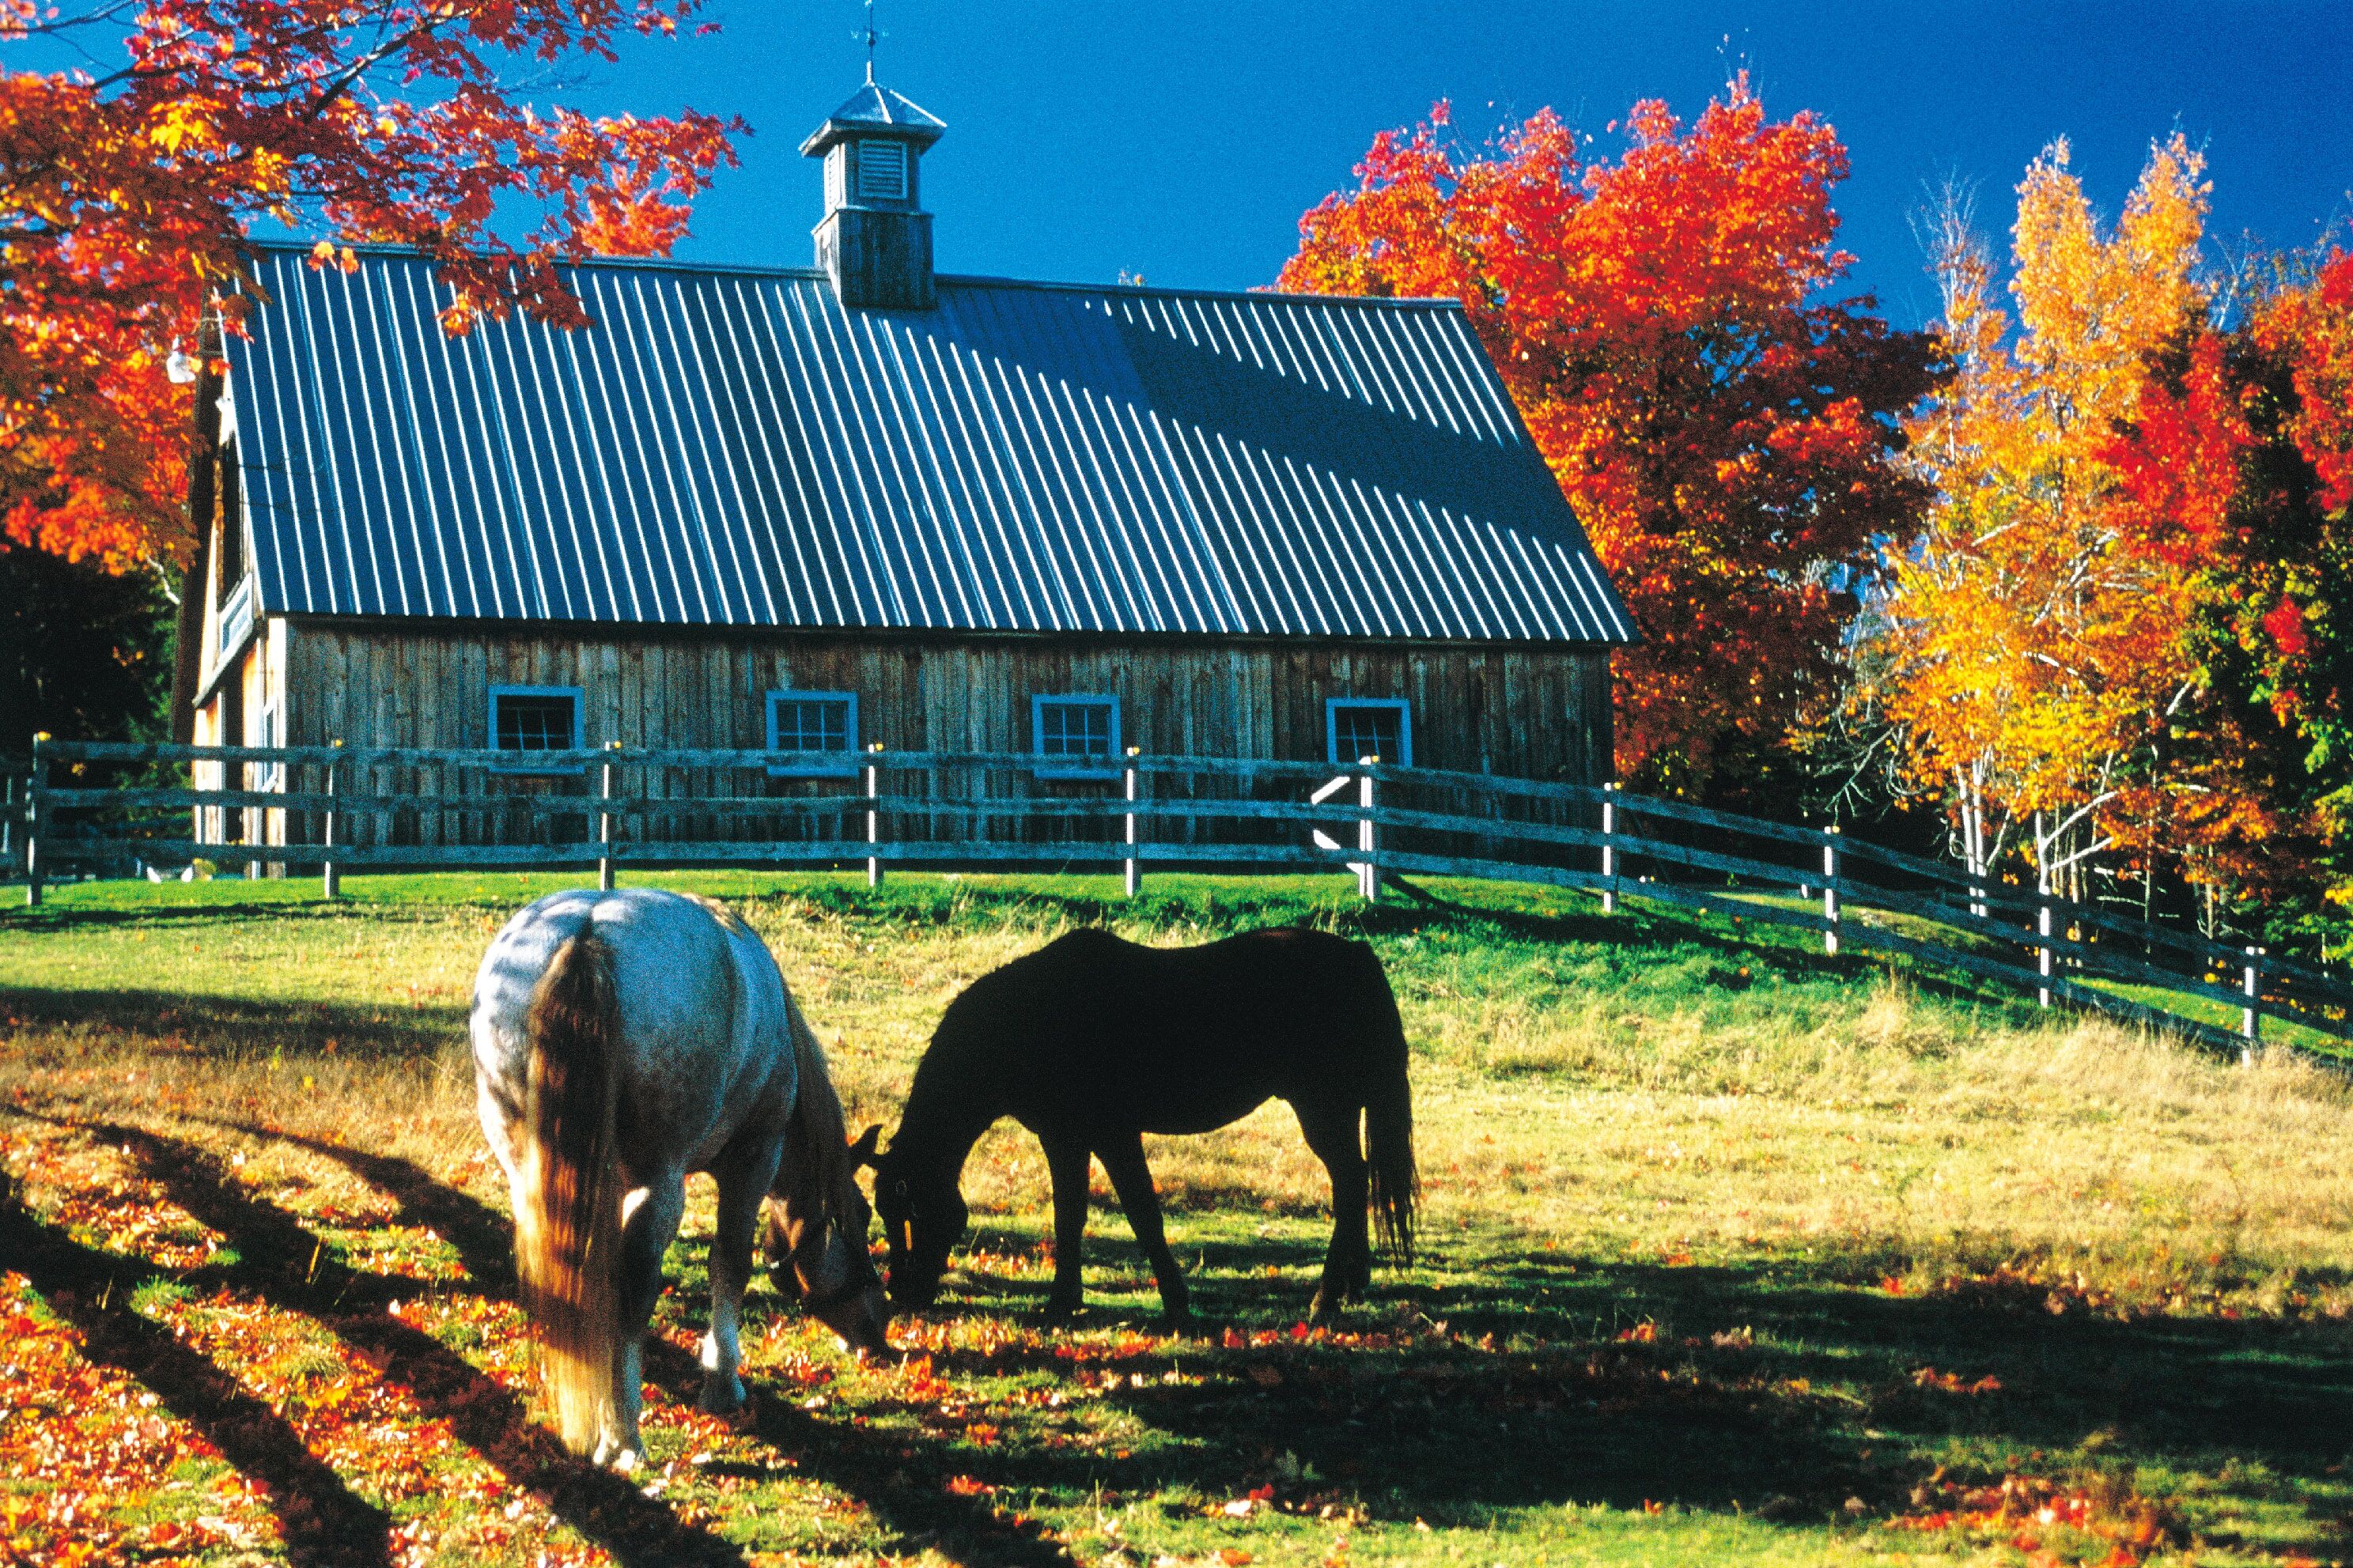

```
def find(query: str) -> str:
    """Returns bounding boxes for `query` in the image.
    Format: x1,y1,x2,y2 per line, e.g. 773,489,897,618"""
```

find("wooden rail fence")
14,737,2347,1060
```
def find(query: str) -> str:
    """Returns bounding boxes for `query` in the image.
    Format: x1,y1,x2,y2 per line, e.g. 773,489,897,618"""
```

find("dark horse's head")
852,1124,966,1310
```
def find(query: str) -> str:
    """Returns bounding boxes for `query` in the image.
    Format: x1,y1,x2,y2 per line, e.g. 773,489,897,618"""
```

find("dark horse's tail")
516,926,625,1457
1360,950,1420,1266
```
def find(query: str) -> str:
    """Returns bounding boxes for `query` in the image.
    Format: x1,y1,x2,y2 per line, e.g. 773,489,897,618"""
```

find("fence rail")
13,737,2343,1060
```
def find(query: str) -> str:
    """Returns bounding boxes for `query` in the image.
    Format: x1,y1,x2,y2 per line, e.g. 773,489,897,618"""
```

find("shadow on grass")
0,1173,397,1567
0,896,489,934
210,1120,519,1295
18,1102,2353,1560
1387,875,2055,1025
904,1225,2353,1534
17,1113,747,1566
0,988,460,1059
210,1118,1088,1566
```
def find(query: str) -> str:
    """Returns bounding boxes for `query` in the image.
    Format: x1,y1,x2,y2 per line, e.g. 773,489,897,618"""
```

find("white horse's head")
764,1137,891,1357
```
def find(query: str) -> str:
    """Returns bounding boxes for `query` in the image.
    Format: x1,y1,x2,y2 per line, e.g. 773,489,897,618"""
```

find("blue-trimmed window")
1326,697,1412,767
1032,694,1121,779
766,690,859,776
489,684,584,774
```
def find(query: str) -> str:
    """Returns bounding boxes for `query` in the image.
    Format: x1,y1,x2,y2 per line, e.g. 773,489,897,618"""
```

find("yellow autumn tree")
1877,135,2210,897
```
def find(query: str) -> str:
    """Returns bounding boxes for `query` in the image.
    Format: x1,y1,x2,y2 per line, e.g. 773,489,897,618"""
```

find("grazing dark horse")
858,927,1418,1324
471,889,889,1469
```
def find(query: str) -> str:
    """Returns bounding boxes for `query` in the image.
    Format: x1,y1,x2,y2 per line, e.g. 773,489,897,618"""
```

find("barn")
180,76,1633,855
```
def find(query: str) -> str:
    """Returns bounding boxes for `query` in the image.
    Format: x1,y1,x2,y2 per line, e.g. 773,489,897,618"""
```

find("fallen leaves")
1909,1366,2003,1396
1883,1472,2184,1562
0,1271,275,1564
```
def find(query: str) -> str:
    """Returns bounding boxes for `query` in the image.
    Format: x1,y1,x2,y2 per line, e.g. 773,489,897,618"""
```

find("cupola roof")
798,80,946,157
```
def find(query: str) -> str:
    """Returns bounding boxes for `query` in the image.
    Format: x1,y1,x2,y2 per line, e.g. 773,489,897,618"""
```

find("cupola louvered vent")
856,140,907,202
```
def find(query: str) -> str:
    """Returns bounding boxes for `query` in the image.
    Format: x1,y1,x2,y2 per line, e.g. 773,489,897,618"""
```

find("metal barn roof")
224,246,1635,645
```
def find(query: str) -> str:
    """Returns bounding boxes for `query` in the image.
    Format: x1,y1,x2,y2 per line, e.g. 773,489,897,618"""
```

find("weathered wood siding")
282,623,1609,773
263,620,1611,850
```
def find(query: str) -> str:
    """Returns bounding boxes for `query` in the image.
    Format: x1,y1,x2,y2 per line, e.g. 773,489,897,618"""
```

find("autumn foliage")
1877,128,2353,939
2102,250,2353,922
1874,137,2213,890
1281,77,1946,795
0,1,740,570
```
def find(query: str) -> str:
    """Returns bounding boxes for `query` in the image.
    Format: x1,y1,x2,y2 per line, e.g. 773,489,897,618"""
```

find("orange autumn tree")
2102,249,2353,939
0,1,741,573
1280,77,1945,798
1878,137,2211,899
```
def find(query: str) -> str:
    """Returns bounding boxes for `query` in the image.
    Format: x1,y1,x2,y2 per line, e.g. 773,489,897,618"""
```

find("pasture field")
2,871,2351,1567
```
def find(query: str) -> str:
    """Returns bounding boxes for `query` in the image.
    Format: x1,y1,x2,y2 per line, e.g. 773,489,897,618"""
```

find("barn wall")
282,624,1611,780
270,622,1612,850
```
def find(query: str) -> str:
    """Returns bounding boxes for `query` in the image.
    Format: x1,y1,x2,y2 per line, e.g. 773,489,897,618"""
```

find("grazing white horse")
471,888,889,1469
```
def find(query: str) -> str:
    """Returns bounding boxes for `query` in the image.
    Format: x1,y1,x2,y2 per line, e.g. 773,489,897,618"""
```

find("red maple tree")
2102,249,2353,927
1279,77,1945,796
1,1,742,571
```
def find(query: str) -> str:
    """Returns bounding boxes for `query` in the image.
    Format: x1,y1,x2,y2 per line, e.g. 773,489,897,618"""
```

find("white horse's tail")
516,927,625,1457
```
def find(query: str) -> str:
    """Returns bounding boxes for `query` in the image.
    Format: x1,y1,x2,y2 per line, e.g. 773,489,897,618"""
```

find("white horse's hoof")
698,1374,747,1415
592,1434,642,1472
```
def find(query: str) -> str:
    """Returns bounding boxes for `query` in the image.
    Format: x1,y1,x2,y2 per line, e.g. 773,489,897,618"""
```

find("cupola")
800,73,946,310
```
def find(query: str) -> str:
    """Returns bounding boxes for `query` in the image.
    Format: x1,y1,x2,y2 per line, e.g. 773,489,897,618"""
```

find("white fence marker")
865,743,885,890
598,742,620,893
1123,746,1141,897
323,740,342,900
1601,782,1619,914
1821,826,1840,956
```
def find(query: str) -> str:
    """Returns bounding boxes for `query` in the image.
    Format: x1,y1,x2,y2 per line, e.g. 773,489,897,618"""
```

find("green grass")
3,871,2351,1566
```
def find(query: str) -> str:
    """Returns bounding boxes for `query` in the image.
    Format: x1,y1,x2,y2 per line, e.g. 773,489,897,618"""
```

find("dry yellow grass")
9,879,2347,1321
5,872,2351,1566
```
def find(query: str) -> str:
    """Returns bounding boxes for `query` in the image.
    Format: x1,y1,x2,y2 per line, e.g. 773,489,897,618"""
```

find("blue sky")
13,2,2351,327
577,1,2348,327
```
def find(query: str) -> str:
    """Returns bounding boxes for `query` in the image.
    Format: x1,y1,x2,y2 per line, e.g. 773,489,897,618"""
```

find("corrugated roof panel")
225,247,1635,644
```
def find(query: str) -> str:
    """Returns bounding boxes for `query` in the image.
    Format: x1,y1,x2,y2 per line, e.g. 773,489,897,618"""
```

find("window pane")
773,697,851,753
1332,703,1404,764
1039,699,1114,758
496,695,575,752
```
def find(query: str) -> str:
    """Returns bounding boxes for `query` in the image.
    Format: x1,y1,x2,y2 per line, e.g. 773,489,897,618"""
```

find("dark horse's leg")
1097,1131,1189,1324
1292,1098,1371,1321
1040,1132,1092,1319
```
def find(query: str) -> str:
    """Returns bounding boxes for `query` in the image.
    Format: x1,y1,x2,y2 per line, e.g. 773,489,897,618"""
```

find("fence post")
865,742,885,890
2241,944,2262,1058
24,732,46,908
322,740,342,900
1122,746,1141,898
1356,755,1379,902
598,741,620,894
244,732,259,879
1821,825,1840,956
1600,781,1619,914
2036,858,2053,1008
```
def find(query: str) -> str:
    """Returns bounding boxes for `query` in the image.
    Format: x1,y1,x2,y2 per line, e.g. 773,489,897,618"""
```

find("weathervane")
861,0,880,84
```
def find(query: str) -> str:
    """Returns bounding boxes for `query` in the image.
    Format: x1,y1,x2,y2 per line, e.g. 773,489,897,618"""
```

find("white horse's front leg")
600,1176,686,1470
700,1142,783,1415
